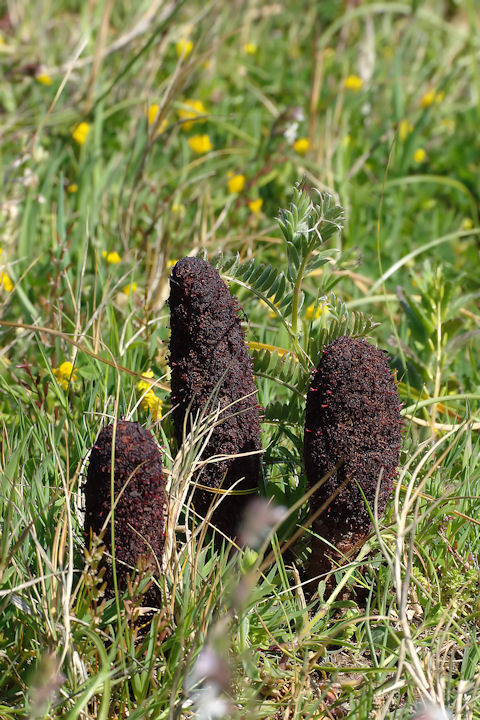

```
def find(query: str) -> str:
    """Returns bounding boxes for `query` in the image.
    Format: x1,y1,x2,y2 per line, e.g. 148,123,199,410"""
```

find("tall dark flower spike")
169,257,262,538
304,335,402,579
84,421,166,605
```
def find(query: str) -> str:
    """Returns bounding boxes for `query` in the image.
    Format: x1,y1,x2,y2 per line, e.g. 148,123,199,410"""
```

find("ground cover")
0,2,479,718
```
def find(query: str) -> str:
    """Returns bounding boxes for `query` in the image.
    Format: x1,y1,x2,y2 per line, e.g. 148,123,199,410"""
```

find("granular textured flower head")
169,257,262,537
84,421,166,604
304,336,402,576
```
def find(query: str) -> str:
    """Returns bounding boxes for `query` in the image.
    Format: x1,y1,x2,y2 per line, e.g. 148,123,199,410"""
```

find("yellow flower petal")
227,173,246,194
72,122,90,146
293,137,309,155
147,104,160,125
399,119,413,142
420,90,435,108
248,198,263,214
413,148,426,163
122,282,137,296
188,134,212,154
306,302,330,320
0,271,13,292
178,99,207,131
36,73,53,86
102,250,121,264
53,361,77,389
176,38,193,58
344,74,363,91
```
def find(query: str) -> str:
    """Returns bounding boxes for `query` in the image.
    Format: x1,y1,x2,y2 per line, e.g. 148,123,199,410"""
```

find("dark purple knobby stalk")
84,421,166,605
169,257,262,538
304,335,402,579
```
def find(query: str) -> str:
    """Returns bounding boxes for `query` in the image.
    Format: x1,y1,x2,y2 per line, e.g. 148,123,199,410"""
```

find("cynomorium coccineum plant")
84,421,166,606
169,257,262,538
304,335,402,579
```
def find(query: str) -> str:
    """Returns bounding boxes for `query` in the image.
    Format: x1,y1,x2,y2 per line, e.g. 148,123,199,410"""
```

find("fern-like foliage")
210,183,378,393
249,348,307,395
211,252,290,329
306,293,380,367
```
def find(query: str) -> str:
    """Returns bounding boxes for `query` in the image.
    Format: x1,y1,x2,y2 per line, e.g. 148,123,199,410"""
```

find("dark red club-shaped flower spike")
304,335,402,578
169,257,262,538
84,421,166,605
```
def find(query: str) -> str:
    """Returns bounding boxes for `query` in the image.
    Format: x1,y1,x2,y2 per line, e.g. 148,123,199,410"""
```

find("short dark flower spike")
169,257,262,537
84,421,166,604
304,335,402,576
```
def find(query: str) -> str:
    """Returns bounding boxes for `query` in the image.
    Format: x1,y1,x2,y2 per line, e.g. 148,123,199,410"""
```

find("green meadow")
0,1,479,718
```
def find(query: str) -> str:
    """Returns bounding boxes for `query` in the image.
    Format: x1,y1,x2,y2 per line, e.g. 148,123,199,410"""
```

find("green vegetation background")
0,1,479,718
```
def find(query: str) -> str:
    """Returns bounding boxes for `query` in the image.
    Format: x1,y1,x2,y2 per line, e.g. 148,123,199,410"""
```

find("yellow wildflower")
420,89,444,108
171,203,186,217
53,361,77,390
306,302,330,320
413,148,426,163
122,282,137,296
136,370,162,420
420,89,435,108
136,369,155,394
146,105,168,135
293,137,310,155
66,183,78,193
101,250,121,264
227,172,246,194
178,99,207,130
188,134,212,154
141,392,162,420
244,42,257,55
344,74,363,91
72,122,90,146
156,118,168,134
0,271,13,292
260,296,280,319
147,104,160,125
399,119,413,141
461,218,473,231
36,73,53,86
248,198,263,214
176,38,193,58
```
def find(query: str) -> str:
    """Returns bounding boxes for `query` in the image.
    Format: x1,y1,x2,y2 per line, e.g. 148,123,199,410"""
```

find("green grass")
1,1,480,718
